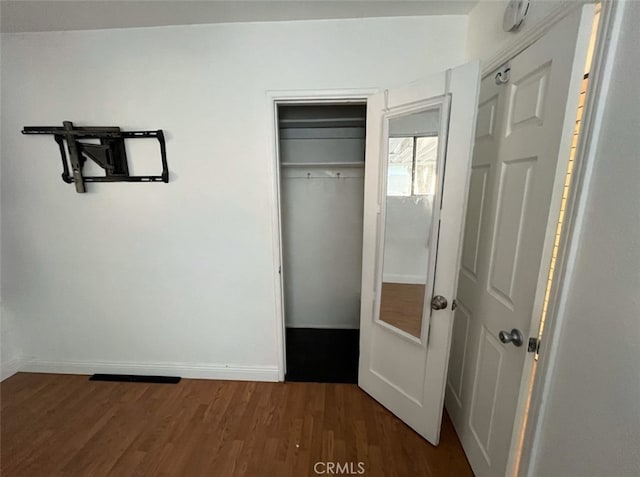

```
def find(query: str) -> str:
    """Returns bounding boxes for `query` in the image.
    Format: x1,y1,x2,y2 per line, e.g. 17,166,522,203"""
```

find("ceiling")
0,0,478,33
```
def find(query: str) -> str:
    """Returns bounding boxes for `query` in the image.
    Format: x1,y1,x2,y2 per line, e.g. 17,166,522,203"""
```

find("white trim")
1,356,24,381
266,88,377,381
521,1,626,475
19,358,279,382
482,1,584,77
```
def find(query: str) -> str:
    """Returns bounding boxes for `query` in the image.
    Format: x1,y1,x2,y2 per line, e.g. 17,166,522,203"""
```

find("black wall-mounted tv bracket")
22,121,168,193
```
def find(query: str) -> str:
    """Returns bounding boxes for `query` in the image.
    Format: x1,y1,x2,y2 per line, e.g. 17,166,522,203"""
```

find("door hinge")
528,337,540,353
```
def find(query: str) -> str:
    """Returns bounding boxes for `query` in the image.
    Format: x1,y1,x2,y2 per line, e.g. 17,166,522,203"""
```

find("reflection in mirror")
379,108,441,338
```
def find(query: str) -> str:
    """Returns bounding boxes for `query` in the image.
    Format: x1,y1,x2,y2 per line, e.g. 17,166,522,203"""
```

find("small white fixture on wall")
503,0,531,32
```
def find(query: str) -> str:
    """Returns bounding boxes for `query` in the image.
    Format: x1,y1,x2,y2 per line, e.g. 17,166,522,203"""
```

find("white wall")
466,0,575,63
0,20,23,380
0,16,468,379
0,306,21,380
531,1,640,474
280,126,364,329
281,170,364,329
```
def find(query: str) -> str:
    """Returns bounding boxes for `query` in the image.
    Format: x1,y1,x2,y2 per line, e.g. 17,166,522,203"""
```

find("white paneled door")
445,6,595,476
359,61,480,445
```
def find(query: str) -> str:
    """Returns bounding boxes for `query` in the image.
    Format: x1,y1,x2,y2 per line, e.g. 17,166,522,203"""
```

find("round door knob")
499,328,524,347
430,295,448,310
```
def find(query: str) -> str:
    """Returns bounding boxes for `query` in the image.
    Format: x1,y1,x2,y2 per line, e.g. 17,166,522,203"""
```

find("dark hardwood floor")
1,373,472,476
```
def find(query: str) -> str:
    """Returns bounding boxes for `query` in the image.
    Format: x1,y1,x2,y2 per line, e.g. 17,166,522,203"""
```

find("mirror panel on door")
379,107,442,338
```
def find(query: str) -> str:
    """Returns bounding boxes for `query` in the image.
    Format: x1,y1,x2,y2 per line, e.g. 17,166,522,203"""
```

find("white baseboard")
19,358,280,382
382,273,426,285
1,356,24,381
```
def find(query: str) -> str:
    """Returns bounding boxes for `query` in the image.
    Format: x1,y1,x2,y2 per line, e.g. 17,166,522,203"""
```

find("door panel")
371,330,425,402
461,165,490,279
445,6,594,476
448,300,471,406
359,62,480,445
506,63,551,135
475,95,498,140
469,326,504,461
488,156,537,306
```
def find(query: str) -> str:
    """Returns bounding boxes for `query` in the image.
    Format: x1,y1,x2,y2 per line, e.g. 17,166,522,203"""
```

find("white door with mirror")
359,61,480,445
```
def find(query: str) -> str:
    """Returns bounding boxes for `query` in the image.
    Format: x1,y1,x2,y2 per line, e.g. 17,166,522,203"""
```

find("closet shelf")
280,162,364,168
278,117,365,127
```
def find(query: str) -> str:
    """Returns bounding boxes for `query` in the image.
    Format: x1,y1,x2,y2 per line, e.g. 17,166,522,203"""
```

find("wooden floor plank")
1,373,472,476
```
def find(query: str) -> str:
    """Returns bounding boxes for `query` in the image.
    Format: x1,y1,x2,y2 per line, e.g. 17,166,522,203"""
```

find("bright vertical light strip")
535,74,590,355
535,3,601,355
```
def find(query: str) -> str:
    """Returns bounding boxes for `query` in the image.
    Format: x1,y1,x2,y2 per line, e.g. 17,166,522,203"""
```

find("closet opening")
276,102,367,384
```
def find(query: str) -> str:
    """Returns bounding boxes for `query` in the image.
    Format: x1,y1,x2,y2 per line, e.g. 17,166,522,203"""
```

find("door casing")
266,89,377,381
517,1,627,475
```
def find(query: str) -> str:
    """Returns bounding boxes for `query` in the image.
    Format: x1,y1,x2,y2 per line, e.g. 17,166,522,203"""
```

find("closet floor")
285,328,359,383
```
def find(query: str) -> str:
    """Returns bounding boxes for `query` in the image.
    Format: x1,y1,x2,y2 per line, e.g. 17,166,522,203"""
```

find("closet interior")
277,103,366,383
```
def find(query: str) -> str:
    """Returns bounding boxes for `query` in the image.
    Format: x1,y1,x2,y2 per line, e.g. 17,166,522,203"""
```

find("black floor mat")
89,374,181,384
285,328,359,384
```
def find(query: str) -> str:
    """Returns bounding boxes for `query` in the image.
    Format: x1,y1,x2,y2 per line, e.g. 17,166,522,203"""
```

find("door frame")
519,1,627,475
266,89,378,381
473,2,625,475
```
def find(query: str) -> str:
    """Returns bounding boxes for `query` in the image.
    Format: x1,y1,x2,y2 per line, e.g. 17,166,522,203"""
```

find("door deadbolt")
499,328,524,347
431,295,448,311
